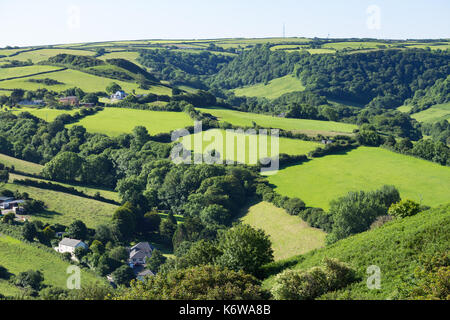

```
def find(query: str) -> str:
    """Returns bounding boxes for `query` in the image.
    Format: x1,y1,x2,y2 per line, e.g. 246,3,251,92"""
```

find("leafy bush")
388,199,421,219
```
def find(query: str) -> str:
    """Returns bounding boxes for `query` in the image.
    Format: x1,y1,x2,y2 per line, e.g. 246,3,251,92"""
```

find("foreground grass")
262,204,450,299
268,146,450,210
0,153,43,175
239,201,326,260
68,107,193,136
0,234,100,297
197,107,357,134
4,181,118,228
232,75,305,99
179,128,321,165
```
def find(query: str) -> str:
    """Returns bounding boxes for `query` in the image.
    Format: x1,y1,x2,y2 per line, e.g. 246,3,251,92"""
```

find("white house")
56,238,88,254
128,242,153,266
110,90,127,101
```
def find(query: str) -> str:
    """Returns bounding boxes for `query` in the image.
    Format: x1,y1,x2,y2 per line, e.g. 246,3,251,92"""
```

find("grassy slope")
239,201,326,260
410,102,450,123
268,146,450,210
0,234,101,297
179,128,321,164
262,204,450,300
0,48,95,63
4,180,118,228
0,69,170,95
67,107,193,136
197,107,357,134
232,75,305,99
9,107,78,122
0,153,43,175
0,65,62,80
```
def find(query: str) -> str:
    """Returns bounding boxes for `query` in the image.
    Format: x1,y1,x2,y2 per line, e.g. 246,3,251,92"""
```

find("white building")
110,90,128,101
56,238,88,254
128,242,153,266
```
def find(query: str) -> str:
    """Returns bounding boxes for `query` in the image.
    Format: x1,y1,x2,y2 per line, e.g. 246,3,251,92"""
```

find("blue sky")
0,0,449,47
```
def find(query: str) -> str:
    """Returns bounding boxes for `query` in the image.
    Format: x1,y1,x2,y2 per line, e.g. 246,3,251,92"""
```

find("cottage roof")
59,238,85,248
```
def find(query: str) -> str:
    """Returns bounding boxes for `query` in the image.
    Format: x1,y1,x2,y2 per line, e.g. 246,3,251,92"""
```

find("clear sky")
0,0,449,47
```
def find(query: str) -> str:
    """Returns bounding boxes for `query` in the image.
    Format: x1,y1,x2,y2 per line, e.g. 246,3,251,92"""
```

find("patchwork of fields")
268,147,450,210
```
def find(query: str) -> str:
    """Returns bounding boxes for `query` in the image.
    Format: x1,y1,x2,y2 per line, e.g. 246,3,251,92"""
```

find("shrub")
322,258,357,291
283,198,306,215
370,215,394,229
388,199,421,219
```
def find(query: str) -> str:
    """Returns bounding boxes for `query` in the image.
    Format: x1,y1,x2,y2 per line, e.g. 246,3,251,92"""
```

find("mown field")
262,204,450,299
179,128,321,165
9,107,77,122
410,103,450,123
67,107,193,136
197,107,357,134
0,234,101,297
267,146,450,210
0,68,170,95
0,48,95,63
239,201,326,260
232,75,305,99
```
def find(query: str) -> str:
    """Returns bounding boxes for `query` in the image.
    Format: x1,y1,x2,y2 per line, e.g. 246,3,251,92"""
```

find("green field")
197,107,357,134
0,234,101,297
98,51,144,67
232,75,305,99
8,107,77,122
268,146,450,210
410,103,450,122
68,107,193,136
0,153,43,175
5,180,118,228
0,48,95,63
179,129,321,164
0,68,170,95
322,41,393,50
262,204,450,299
239,201,326,260
0,65,62,80
396,105,413,113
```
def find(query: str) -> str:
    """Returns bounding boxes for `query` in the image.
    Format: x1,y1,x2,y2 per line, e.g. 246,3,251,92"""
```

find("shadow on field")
33,210,62,219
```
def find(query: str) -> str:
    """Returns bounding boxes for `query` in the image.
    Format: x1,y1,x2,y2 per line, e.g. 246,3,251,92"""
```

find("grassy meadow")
9,107,78,122
0,48,95,63
179,128,321,164
232,75,305,99
0,234,101,297
239,201,326,260
0,153,43,175
410,103,450,123
67,107,193,136
0,65,62,80
267,146,450,210
197,107,357,134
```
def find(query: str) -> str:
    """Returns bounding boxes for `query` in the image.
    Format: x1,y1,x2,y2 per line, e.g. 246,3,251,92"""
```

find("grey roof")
130,249,151,260
59,238,86,248
130,242,152,253
0,197,14,202
137,269,155,277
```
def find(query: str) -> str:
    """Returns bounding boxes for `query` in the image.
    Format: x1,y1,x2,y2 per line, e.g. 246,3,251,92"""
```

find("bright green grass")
239,201,326,260
410,103,450,123
9,173,120,203
0,48,95,63
196,107,357,134
0,65,62,80
9,107,77,122
5,181,118,228
270,44,309,51
98,51,143,67
232,75,305,99
179,129,321,165
268,146,450,210
262,204,450,299
322,41,392,50
0,68,170,95
306,49,336,54
0,153,43,175
0,234,101,297
67,107,193,136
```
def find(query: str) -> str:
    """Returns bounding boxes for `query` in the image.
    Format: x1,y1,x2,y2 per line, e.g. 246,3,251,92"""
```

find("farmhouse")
110,90,128,100
59,96,79,106
128,242,153,266
56,238,88,254
0,200,25,210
